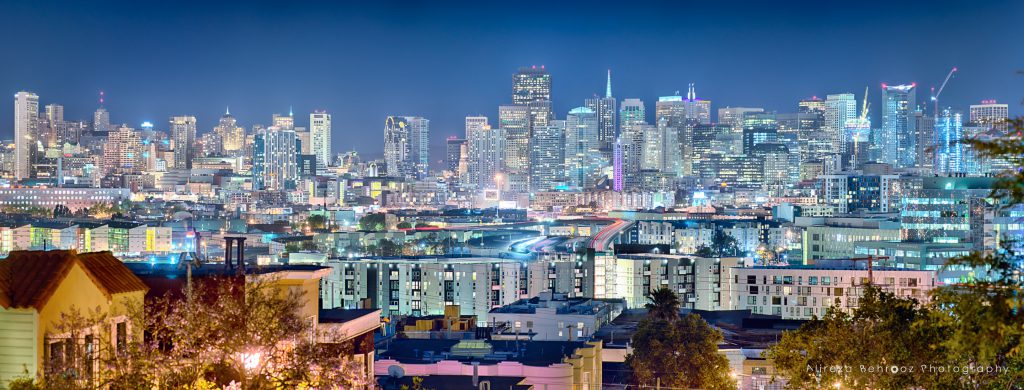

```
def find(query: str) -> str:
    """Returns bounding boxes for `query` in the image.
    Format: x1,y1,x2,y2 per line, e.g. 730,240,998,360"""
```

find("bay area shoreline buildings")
0,65,1017,388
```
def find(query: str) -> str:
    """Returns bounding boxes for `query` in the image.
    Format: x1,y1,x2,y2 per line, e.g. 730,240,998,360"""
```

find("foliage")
627,312,735,390
644,287,680,321
766,287,951,388
358,213,387,231
24,277,368,389
52,204,71,218
694,245,715,258
710,229,740,257
306,215,327,231
396,221,412,229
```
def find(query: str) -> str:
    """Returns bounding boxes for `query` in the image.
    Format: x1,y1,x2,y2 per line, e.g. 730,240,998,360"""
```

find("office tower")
825,93,857,152
530,120,566,191
384,116,412,179
512,66,551,105
103,125,143,175
750,143,790,195
655,95,686,175
742,112,778,154
273,112,295,130
799,97,826,115
498,104,531,191
934,108,964,175
13,92,39,180
310,110,331,171
465,116,501,190
251,129,266,189
564,107,600,189
619,99,647,191
913,109,936,170
407,116,430,179
880,83,917,168
44,104,64,146
844,115,872,170
262,126,298,190
93,107,111,133
170,116,197,169
585,70,617,160
683,83,711,124
969,100,1009,133
641,123,662,171
718,107,763,134
692,123,732,177
446,137,466,174
214,108,246,156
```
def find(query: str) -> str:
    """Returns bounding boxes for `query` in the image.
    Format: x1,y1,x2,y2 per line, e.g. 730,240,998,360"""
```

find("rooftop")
377,338,593,366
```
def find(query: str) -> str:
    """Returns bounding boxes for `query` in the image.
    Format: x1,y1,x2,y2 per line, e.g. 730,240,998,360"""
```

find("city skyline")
2,1,1023,166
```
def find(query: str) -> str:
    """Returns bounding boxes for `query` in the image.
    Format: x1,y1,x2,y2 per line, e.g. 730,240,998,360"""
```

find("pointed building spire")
225,106,231,116
606,69,613,98
289,106,294,117
687,83,695,100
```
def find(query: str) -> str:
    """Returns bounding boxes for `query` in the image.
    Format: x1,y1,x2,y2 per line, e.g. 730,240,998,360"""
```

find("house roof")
0,250,148,310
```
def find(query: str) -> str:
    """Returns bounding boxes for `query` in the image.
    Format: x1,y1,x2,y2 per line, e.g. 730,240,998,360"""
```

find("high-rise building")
214,108,246,156
718,107,763,134
262,126,298,190
585,70,617,160
407,117,430,179
913,109,936,170
446,137,466,174
498,105,531,191
825,93,857,152
619,99,647,191
969,100,1009,133
530,120,566,191
93,107,110,133
512,66,551,105
13,92,39,180
103,125,143,175
934,108,964,175
44,104,64,147
742,112,778,155
310,110,332,172
273,112,295,130
880,83,917,168
464,116,500,190
170,116,197,169
565,107,600,189
384,116,412,179
655,95,686,175
683,83,711,124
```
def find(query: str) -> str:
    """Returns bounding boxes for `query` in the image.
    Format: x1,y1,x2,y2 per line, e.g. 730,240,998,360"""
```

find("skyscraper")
446,137,466,174
214,108,245,156
310,110,332,172
969,100,1009,133
825,93,856,152
465,116,500,190
93,107,110,133
880,84,916,168
262,126,298,190
407,116,430,179
742,112,779,155
13,91,39,180
384,116,412,179
529,120,566,192
655,95,686,175
619,99,646,191
170,115,197,169
718,107,763,134
103,125,143,175
934,108,964,175
683,83,711,124
512,66,551,105
564,107,600,189
498,104,531,191
585,70,617,160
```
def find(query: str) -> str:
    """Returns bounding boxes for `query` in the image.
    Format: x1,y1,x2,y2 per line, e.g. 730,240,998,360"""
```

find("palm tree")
645,287,681,321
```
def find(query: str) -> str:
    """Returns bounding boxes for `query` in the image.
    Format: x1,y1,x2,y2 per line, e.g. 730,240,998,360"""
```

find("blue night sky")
1,1,1022,165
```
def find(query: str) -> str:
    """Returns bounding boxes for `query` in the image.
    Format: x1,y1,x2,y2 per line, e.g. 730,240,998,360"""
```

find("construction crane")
930,67,958,117
851,86,871,167
846,255,889,284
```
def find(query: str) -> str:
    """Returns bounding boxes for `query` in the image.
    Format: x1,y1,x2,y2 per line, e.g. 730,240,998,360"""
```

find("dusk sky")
2,0,1022,165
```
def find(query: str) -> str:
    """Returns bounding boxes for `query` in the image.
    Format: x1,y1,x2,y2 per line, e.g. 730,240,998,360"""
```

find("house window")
115,321,127,354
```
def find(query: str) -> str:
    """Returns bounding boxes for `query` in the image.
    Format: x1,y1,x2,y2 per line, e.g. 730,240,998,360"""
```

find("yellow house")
0,250,148,387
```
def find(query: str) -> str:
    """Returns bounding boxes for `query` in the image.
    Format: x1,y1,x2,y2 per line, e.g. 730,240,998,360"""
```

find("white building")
14,91,39,180
310,111,331,173
487,291,625,341
729,265,935,319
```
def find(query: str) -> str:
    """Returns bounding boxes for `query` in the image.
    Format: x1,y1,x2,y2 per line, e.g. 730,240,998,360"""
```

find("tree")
710,229,739,257
766,286,949,389
396,222,412,229
694,245,715,258
644,287,680,321
627,313,735,390
23,277,369,389
377,239,402,257
53,204,71,218
358,213,386,232
306,215,327,231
